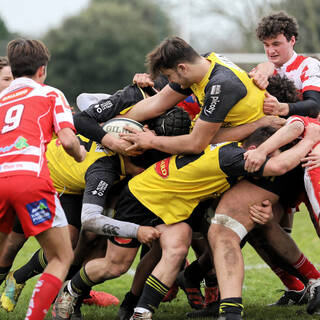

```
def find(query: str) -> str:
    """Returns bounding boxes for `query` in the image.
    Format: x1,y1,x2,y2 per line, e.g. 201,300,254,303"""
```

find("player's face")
162,68,192,89
263,34,295,68
0,66,13,93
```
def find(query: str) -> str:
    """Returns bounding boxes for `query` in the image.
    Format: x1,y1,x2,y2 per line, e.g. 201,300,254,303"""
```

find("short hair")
267,74,299,103
146,36,201,79
0,56,9,72
7,39,50,78
242,126,277,149
256,11,299,42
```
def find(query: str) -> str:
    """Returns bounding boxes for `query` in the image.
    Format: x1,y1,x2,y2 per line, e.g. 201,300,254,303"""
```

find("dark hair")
267,74,299,103
146,36,201,79
256,11,299,42
7,39,50,78
242,126,277,149
0,56,9,71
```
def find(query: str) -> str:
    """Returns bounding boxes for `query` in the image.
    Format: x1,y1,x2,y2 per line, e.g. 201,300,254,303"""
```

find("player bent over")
52,125,318,320
0,39,86,320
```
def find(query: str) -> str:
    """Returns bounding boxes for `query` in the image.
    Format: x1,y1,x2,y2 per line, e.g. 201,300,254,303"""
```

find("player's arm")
56,127,86,162
262,123,320,176
244,120,305,172
122,118,220,155
123,84,188,122
211,116,286,143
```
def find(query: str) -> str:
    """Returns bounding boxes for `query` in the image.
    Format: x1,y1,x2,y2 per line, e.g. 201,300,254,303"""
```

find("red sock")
273,267,305,291
25,272,62,320
293,254,320,280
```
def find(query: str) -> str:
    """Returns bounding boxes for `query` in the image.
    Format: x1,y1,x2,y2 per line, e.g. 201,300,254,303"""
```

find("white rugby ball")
102,118,143,138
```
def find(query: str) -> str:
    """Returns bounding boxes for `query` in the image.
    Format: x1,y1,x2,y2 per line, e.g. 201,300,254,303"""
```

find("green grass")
1,205,320,319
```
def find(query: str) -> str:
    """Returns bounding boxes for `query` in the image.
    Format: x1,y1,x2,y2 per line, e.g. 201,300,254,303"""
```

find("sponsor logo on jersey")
0,87,33,103
0,136,29,153
155,157,170,178
94,100,113,113
113,237,132,245
204,85,221,116
26,199,51,225
91,180,108,196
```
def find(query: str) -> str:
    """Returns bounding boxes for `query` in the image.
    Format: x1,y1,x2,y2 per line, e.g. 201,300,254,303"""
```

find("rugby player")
52,124,319,320
250,11,320,117
0,39,86,320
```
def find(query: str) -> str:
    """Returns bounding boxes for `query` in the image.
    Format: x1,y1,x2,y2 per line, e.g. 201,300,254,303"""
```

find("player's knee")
210,214,248,243
163,244,189,264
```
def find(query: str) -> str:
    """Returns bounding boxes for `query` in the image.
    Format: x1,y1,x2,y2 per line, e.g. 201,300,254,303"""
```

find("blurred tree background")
0,0,320,105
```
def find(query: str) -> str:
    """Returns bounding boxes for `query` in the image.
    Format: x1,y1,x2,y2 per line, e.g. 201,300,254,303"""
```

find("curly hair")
256,11,299,42
267,74,299,103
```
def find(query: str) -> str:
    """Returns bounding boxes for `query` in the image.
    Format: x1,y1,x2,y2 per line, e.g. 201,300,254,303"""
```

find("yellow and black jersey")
170,52,265,128
74,84,149,143
47,135,126,196
129,141,265,225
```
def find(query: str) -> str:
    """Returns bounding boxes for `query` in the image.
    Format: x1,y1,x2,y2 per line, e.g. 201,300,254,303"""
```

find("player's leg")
119,242,162,320
208,180,278,320
131,222,192,319
52,239,140,320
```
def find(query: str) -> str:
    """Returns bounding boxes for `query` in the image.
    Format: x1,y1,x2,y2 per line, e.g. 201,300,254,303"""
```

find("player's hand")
263,92,289,116
301,150,320,170
133,73,154,88
101,133,144,157
249,200,273,225
120,125,155,152
137,226,161,246
244,148,267,172
74,145,87,162
249,69,269,90
255,115,286,129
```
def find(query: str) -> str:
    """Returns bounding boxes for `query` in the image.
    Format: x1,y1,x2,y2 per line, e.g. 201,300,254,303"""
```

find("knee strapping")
211,214,248,240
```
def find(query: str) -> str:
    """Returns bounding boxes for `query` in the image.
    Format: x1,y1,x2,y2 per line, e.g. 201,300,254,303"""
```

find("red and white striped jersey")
287,115,320,141
275,52,320,95
0,77,75,179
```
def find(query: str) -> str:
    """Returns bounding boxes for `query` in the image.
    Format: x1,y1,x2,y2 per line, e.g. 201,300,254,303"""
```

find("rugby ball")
102,118,143,138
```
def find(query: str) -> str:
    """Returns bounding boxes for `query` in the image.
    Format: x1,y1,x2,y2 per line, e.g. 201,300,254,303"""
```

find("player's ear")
246,145,257,151
177,63,187,73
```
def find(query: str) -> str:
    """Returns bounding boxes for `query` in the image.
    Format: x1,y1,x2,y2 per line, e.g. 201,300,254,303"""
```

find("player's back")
0,77,72,179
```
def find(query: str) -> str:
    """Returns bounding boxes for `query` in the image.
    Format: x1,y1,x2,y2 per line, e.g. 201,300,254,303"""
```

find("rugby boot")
52,281,78,320
307,278,320,314
268,288,307,306
129,308,153,319
83,290,119,306
0,271,25,312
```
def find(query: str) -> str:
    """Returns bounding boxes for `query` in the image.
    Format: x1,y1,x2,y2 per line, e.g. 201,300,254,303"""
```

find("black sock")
68,266,97,297
0,265,11,285
13,249,47,284
137,274,169,313
219,297,243,315
204,273,218,287
120,291,140,309
184,260,206,285
66,264,81,280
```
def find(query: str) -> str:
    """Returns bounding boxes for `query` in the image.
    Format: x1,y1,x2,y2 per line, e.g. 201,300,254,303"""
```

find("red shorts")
304,168,320,233
0,175,68,237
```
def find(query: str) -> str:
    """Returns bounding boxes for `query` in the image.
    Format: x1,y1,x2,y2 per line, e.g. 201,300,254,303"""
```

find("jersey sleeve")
199,66,247,122
169,82,193,96
84,84,143,123
219,142,266,177
301,57,320,93
82,155,122,207
49,88,75,134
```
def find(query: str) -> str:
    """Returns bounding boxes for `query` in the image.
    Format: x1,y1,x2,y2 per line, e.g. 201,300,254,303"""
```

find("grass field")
1,205,320,319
